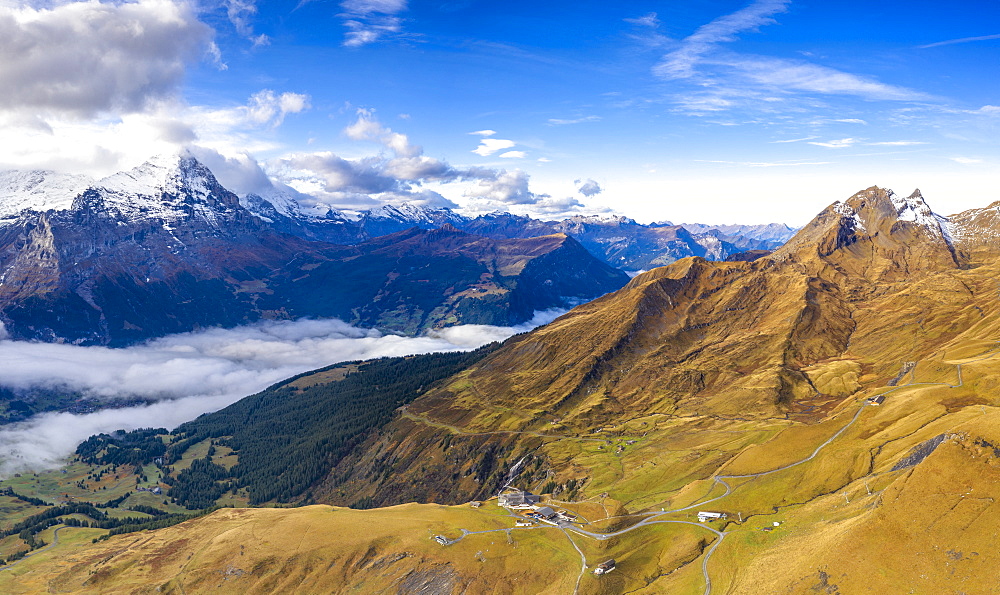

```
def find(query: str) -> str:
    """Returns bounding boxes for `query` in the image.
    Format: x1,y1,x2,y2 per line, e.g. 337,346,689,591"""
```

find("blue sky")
1,0,998,224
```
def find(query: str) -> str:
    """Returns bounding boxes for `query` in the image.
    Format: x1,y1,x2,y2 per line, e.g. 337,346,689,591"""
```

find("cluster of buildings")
498,490,577,526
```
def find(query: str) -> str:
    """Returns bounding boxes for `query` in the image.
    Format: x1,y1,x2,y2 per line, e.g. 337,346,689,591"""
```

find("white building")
697,511,728,522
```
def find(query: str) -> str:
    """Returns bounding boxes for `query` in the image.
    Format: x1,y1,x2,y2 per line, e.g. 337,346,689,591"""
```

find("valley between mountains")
4,185,1000,594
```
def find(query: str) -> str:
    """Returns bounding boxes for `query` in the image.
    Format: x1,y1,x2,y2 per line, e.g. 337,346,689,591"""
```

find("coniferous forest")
165,343,501,504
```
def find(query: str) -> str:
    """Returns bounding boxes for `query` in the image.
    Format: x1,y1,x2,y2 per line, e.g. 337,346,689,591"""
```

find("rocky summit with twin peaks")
4,183,1000,595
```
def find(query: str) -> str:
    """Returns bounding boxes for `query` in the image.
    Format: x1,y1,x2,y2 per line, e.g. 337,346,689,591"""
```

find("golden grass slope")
10,187,1000,593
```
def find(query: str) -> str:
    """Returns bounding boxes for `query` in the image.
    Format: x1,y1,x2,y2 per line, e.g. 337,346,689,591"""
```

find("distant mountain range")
236,186,797,269
0,152,797,345
0,153,627,345
1,156,797,273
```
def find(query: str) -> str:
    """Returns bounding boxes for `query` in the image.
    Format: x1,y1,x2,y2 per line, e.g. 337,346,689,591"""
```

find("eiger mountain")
8,185,1000,593
0,153,627,345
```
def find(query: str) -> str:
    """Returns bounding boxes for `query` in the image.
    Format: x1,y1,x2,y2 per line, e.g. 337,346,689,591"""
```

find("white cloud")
344,108,420,157
269,111,498,210
225,0,269,46
950,156,983,165
243,90,311,127
546,115,601,126
654,0,929,113
868,140,926,146
656,0,790,80
499,151,526,159
808,137,857,148
970,105,1000,116
531,195,593,217
0,312,566,476
919,33,1000,49
0,0,212,119
726,56,929,101
0,76,311,177
472,138,516,156
771,135,818,143
624,12,660,28
470,129,497,137
576,178,602,196
464,169,547,205
834,118,868,124
339,0,408,47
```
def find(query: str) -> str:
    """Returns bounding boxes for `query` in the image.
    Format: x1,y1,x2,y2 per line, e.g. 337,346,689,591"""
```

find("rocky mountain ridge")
0,153,628,345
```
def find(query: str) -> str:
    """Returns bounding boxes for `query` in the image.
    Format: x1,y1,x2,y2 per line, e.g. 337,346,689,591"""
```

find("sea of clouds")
0,311,565,477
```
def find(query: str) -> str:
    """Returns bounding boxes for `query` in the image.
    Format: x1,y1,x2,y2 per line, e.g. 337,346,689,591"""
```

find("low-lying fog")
0,311,565,477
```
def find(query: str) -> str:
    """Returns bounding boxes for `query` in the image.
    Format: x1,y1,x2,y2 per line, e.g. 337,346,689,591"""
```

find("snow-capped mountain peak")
82,151,241,227
828,187,952,245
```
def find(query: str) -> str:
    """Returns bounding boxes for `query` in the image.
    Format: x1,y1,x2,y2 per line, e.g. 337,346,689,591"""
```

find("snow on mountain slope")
363,203,466,225
0,170,93,221
239,187,305,222
84,151,242,228
889,189,952,243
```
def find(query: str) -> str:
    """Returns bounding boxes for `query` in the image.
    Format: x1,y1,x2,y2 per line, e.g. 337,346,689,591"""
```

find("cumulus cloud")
0,85,312,178
242,90,311,127
0,0,213,119
532,195,587,216
270,111,567,214
0,311,566,476
464,169,548,205
472,138,516,157
576,178,602,197
344,108,420,157
339,0,408,47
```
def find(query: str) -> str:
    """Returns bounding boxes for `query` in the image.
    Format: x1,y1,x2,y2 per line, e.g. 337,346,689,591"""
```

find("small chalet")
594,559,616,575
498,490,540,509
867,395,886,406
